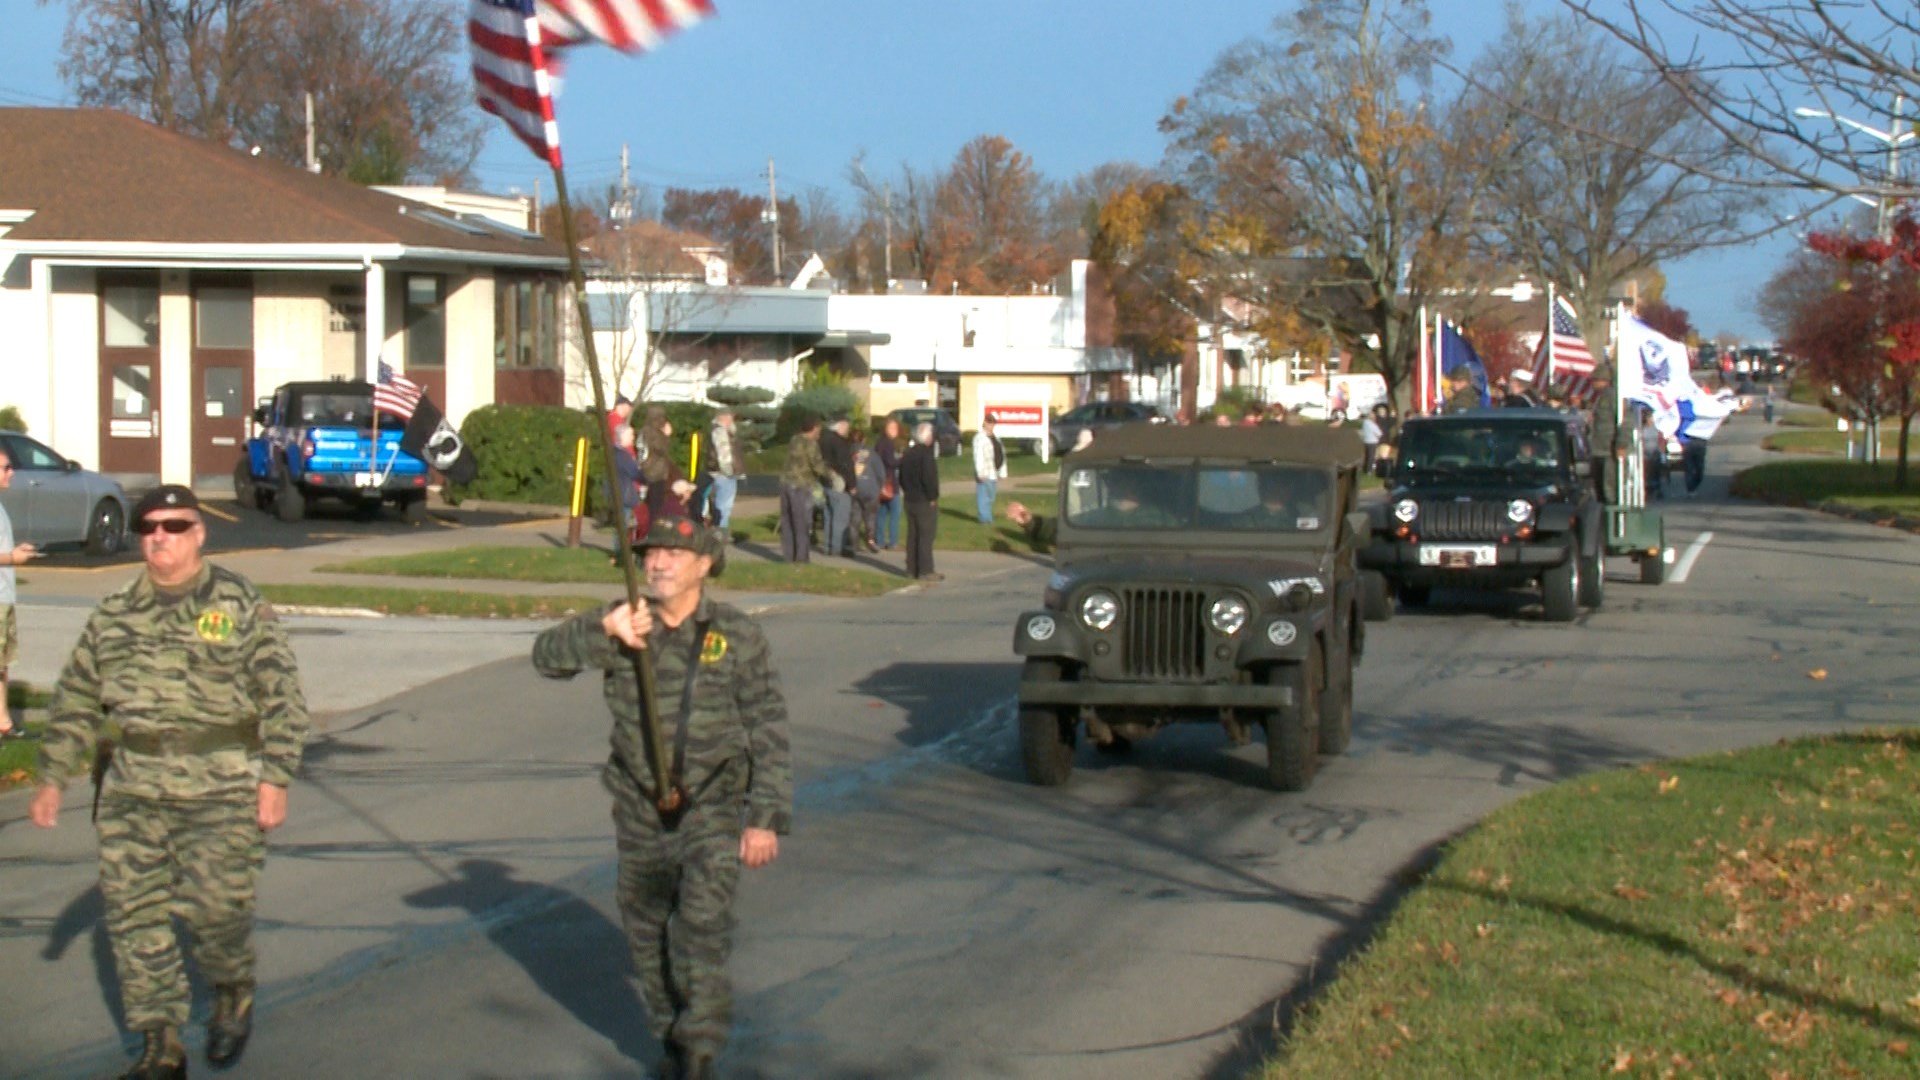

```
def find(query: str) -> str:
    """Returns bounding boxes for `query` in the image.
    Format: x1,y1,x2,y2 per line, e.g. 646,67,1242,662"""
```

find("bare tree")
582,221,742,404
1163,0,1502,403
54,0,262,144
51,0,482,183
1465,11,1771,361
1560,1,1920,205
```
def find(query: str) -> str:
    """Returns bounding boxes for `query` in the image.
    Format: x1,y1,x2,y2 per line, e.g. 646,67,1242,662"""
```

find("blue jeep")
235,381,431,523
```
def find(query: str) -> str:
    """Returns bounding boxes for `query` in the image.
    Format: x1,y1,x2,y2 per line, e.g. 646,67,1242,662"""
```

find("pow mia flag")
375,362,479,486
401,396,478,486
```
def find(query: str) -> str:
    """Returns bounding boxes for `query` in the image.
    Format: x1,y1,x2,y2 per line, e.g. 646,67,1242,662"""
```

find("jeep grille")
1121,587,1208,680
1420,500,1506,540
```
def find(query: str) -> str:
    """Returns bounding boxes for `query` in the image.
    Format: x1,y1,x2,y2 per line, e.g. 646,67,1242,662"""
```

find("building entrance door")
98,275,163,478
190,276,255,484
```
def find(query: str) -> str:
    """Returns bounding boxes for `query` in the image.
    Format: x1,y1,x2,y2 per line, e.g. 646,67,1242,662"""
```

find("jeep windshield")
1395,421,1566,478
290,392,379,432
1063,464,1332,532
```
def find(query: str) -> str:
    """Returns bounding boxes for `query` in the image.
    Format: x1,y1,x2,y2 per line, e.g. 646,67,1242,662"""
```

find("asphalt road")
2,417,1915,1079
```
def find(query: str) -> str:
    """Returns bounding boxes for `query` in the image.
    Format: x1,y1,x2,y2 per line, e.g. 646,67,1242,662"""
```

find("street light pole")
1795,95,1914,464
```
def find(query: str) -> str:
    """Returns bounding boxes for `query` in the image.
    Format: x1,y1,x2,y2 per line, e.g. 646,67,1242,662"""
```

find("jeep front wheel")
1541,558,1578,622
1262,655,1319,792
1017,659,1076,786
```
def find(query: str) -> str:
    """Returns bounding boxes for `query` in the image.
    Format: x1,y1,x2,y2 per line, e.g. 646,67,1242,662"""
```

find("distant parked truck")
235,381,430,523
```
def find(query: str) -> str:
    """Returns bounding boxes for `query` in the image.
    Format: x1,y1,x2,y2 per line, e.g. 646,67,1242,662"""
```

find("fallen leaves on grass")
1613,881,1652,902
1808,668,1829,680
1659,775,1681,794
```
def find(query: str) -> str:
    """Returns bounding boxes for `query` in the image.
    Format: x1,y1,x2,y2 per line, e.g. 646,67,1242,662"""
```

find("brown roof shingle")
0,107,566,261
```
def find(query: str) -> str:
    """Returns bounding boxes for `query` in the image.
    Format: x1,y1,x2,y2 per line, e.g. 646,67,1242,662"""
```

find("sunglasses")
133,518,197,535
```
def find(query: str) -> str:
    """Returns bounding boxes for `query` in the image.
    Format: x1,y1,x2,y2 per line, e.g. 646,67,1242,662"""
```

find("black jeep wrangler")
1010,424,1366,792
1361,408,1603,622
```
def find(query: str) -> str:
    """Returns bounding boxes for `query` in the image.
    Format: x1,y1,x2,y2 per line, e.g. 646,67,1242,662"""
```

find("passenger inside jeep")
1065,466,1189,528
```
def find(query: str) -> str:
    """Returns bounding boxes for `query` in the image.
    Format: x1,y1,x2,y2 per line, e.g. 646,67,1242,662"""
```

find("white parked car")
0,432,131,555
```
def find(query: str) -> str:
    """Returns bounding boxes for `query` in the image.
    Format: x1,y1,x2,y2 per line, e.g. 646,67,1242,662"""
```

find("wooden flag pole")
549,161,684,820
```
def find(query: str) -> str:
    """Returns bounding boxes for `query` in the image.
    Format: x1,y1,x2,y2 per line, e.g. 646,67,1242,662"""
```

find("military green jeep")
1009,424,1366,791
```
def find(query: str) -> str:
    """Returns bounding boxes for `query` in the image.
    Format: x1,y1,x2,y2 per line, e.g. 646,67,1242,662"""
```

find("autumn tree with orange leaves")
1158,0,1498,407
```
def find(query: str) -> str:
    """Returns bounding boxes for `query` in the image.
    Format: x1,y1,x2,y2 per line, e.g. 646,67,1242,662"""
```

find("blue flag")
1439,322,1489,406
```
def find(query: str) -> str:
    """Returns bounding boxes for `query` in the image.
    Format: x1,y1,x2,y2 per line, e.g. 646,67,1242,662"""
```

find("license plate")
353,472,379,488
1419,544,1496,568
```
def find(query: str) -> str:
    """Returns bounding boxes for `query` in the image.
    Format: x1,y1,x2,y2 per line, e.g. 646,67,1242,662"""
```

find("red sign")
985,405,1044,425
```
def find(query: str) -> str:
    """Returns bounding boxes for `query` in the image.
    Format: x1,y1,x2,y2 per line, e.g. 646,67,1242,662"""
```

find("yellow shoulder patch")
699,630,728,664
196,608,236,644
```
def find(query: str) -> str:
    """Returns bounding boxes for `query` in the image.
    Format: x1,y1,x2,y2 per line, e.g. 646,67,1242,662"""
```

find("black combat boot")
205,984,253,1069
119,1026,187,1080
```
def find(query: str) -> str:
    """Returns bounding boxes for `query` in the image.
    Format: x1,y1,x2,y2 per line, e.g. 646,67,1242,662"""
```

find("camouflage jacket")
532,593,793,833
39,564,310,800
780,433,834,490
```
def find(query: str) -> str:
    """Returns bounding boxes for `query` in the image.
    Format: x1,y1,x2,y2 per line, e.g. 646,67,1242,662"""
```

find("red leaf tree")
1785,216,1920,487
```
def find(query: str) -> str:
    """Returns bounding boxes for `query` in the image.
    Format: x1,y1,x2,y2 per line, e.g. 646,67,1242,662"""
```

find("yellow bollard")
567,435,589,547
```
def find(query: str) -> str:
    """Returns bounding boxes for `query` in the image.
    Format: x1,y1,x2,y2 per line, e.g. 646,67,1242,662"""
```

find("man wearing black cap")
30,485,310,1079
532,515,792,1079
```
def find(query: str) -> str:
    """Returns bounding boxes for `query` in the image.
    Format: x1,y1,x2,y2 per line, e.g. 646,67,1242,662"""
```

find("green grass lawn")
1,683,52,788
261,584,610,619
1732,459,1920,518
1761,427,1908,456
318,545,906,597
1269,731,1920,1078
727,491,1059,555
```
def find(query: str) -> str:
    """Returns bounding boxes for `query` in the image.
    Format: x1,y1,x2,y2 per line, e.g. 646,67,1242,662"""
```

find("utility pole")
612,143,635,228
763,158,782,282
882,183,894,285
304,92,320,174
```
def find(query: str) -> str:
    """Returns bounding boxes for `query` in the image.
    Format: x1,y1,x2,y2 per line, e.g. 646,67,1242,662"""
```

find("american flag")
540,0,715,50
373,362,424,421
1531,294,1597,398
471,0,714,168
470,0,563,167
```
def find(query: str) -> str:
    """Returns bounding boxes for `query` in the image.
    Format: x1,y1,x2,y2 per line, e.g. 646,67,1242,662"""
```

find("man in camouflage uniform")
29,486,309,1079
533,515,792,1080
778,416,835,563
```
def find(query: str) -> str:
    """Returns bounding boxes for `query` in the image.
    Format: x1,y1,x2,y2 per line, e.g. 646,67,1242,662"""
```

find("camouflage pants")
97,795,263,1030
611,789,742,1059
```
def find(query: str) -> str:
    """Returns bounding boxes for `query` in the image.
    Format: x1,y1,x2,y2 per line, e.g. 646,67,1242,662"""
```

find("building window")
494,275,561,369
195,286,253,349
404,274,445,368
104,284,159,348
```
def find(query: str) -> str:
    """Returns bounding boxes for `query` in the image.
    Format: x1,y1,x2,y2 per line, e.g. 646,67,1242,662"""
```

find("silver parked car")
0,432,130,556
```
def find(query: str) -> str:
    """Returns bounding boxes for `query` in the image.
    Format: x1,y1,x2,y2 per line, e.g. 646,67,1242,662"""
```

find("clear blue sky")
4,0,1816,342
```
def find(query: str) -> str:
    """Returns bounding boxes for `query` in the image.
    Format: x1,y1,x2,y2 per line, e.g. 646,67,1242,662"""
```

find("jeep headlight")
1507,498,1534,523
1392,498,1419,523
1079,590,1119,631
1208,596,1248,635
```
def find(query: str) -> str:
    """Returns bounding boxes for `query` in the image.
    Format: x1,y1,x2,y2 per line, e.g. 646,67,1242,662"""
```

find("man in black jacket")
899,422,942,581
818,419,858,557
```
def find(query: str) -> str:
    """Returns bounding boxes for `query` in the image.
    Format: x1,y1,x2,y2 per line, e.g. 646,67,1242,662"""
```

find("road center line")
1671,530,1713,584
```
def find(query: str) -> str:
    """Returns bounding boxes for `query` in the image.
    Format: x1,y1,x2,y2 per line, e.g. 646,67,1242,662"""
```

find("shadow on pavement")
403,858,658,1071
850,662,1020,749
41,884,127,1034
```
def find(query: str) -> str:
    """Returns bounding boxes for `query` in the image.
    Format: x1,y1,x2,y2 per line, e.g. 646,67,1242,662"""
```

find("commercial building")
0,107,570,487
